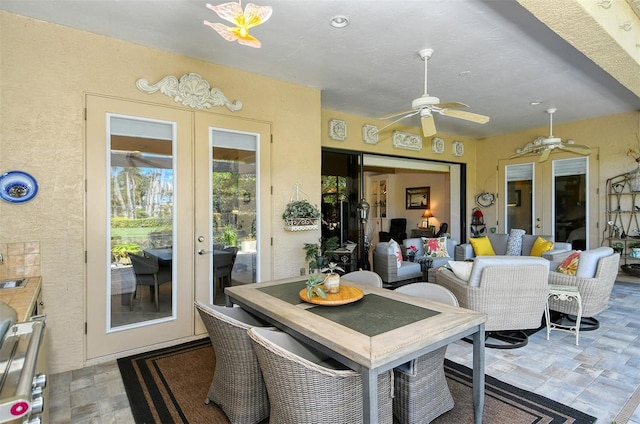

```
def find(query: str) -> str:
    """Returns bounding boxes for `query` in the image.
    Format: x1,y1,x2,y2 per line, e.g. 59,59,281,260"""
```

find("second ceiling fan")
377,48,490,137
511,108,591,162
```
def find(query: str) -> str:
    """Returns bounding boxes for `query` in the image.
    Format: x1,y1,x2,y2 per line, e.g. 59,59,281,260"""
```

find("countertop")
0,277,41,322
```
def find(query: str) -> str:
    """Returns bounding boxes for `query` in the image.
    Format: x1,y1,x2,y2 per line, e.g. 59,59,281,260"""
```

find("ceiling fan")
376,48,490,137
511,108,591,162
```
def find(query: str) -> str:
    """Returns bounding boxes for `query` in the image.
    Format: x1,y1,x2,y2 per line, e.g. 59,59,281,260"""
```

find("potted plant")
303,235,339,270
305,274,327,300
321,262,344,294
283,199,321,231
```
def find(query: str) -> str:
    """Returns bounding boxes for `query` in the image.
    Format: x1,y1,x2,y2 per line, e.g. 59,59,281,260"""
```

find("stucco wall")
0,11,321,373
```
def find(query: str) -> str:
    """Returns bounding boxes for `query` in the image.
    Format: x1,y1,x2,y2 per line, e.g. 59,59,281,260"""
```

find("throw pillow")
506,229,526,256
469,236,495,256
530,236,554,257
389,239,402,268
422,237,449,258
556,251,580,275
448,260,473,281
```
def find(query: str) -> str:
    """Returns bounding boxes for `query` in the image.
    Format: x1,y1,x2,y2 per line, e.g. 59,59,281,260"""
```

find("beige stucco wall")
0,11,321,373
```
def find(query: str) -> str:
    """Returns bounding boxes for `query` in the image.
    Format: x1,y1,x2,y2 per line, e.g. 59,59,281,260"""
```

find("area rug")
117,338,596,424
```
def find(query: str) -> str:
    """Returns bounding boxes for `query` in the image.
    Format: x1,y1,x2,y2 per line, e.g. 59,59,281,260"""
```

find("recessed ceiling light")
459,71,471,77
529,100,543,105
330,15,350,28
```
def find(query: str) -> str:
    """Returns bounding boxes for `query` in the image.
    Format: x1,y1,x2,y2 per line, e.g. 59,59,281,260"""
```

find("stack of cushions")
469,229,554,257
553,247,614,277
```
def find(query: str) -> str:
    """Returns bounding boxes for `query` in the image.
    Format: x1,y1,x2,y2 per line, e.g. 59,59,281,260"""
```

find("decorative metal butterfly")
204,1,273,48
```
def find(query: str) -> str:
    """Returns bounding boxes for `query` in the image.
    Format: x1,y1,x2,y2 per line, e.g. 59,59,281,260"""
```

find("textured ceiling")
2,0,638,139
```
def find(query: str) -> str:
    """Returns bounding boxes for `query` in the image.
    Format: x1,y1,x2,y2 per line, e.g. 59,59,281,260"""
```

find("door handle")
198,249,214,255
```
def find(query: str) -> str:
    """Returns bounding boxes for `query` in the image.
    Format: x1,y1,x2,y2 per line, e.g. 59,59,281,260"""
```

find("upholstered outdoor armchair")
436,256,550,348
547,247,619,330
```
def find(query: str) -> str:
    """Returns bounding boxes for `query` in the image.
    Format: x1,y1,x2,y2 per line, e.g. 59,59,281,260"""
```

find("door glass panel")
554,157,587,249
505,163,533,233
211,129,257,304
109,115,174,328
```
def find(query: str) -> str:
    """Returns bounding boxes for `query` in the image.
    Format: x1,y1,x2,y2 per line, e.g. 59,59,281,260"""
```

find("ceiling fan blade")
510,150,531,159
421,115,436,137
435,102,468,109
441,108,490,124
539,149,551,162
374,110,420,134
379,109,416,120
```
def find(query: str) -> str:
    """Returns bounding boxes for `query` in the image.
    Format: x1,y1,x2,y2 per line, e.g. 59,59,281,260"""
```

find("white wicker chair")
436,256,550,349
341,270,383,287
248,327,394,424
194,301,270,424
548,248,619,330
393,283,458,423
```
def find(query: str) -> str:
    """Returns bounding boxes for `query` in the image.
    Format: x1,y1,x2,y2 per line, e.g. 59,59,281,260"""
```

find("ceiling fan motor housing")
412,96,440,110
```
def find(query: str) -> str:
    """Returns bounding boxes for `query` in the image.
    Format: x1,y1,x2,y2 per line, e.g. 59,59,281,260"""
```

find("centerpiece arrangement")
320,262,344,294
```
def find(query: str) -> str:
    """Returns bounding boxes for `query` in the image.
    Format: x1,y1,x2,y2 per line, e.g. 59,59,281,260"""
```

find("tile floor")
49,281,640,424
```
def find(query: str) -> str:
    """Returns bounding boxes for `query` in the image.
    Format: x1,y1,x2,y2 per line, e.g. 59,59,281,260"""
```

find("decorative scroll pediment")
136,73,243,112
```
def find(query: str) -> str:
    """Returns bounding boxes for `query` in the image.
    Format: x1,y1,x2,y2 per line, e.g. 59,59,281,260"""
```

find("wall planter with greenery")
283,199,321,231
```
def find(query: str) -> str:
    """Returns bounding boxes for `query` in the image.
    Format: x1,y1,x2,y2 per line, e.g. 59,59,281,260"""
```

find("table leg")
361,368,378,423
472,323,485,424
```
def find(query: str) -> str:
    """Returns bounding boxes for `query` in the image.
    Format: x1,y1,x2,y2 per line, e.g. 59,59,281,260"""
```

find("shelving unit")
369,174,394,242
605,172,640,270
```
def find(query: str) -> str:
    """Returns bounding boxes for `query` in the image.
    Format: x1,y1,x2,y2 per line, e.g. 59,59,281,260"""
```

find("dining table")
225,277,486,423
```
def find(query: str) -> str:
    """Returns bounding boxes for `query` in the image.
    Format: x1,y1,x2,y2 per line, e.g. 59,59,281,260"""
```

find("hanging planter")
283,184,321,232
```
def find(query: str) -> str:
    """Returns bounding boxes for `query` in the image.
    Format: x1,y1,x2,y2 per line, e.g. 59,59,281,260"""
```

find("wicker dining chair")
194,301,271,424
393,283,458,423
248,327,394,424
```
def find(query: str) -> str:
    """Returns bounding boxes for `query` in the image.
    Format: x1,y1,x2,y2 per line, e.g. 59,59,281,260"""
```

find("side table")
416,257,433,281
544,284,582,346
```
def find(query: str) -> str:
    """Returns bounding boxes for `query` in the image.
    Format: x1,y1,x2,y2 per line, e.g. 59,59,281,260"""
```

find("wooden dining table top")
226,276,486,370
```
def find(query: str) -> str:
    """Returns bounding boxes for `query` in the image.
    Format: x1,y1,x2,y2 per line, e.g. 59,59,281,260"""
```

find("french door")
498,151,598,246
86,95,271,359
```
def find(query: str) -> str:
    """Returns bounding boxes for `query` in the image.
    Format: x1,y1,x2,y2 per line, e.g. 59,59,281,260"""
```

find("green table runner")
309,294,439,337
258,280,306,305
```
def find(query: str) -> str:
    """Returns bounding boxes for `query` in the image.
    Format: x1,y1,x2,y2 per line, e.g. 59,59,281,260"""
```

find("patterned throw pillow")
422,237,449,258
531,236,554,257
469,236,495,256
556,251,580,275
506,229,526,256
388,238,403,268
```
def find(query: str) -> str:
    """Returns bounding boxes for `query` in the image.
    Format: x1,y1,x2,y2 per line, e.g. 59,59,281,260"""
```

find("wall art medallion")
392,131,422,151
136,73,243,111
329,119,347,141
432,137,444,154
453,140,464,157
362,124,379,144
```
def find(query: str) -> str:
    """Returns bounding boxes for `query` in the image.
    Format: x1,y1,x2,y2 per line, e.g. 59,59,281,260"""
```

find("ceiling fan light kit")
375,48,490,137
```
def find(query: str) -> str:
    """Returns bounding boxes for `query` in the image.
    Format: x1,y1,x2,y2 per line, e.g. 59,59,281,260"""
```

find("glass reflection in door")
554,157,588,249
109,116,175,327
211,129,257,305
505,163,533,234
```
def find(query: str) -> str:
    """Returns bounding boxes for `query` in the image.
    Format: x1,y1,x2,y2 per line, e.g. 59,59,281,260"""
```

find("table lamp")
421,209,433,228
